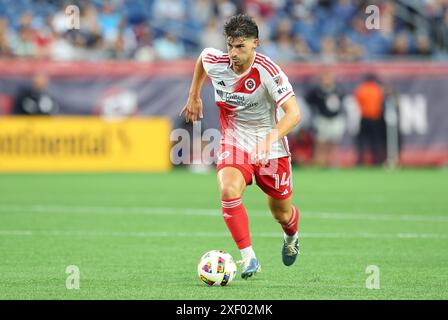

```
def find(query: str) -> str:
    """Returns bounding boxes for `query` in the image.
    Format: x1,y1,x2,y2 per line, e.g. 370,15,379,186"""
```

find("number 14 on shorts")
273,172,290,190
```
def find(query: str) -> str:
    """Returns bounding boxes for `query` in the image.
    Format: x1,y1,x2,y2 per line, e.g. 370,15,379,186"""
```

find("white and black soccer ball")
197,250,237,286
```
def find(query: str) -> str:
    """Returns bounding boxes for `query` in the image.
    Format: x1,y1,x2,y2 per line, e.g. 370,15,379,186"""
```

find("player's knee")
220,184,242,200
272,210,291,225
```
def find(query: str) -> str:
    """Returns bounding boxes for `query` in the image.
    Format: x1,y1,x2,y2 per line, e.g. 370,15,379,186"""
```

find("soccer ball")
197,250,237,286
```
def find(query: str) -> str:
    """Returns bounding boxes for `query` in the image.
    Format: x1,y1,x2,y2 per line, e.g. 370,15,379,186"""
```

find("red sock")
281,206,299,236
221,197,251,249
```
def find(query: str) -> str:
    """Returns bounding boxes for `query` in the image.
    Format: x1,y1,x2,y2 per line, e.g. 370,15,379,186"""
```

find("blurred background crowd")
1,0,447,169
1,0,448,62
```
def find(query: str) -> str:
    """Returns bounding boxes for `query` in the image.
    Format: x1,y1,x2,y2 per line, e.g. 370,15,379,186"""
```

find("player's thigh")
217,167,246,199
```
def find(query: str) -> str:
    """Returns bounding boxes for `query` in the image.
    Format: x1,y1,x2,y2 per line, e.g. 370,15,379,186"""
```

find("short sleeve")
200,48,230,78
260,59,295,107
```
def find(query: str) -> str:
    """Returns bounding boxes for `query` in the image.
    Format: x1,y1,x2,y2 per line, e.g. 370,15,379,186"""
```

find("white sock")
240,246,256,261
284,232,299,245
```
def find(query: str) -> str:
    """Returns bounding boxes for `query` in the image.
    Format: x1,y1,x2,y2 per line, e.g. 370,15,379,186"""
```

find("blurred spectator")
413,33,433,56
12,26,36,58
190,0,215,27
275,33,296,62
347,15,391,59
80,5,102,49
266,18,295,62
245,0,278,19
287,0,314,21
337,35,363,61
12,73,58,115
379,1,396,37
292,34,312,61
442,9,448,50
51,4,69,35
200,18,225,50
133,23,156,62
98,1,121,47
50,31,77,61
215,0,238,20
332,0,356,22
390,32,411,55
154,32,186,60
109,31,128,60
19,11,34,30
353,74,386,166
108,19,137,59
252,13,271,44
305,71,345,167
0,17,13,57
153,0,187,22
0,0,446,61
319,36,337,63
33,15,55,60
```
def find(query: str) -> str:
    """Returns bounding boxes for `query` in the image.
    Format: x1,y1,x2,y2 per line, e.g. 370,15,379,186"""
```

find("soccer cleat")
282,237,299,266
238,257,261,279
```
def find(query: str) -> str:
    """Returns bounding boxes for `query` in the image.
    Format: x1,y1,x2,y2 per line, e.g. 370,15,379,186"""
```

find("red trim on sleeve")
203,59,230,64
276,91,294,106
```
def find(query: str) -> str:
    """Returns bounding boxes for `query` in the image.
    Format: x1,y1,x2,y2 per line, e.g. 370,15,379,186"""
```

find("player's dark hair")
224,14,259,40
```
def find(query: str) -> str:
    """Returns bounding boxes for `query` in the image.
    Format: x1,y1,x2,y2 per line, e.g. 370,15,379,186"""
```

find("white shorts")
314,115,345,143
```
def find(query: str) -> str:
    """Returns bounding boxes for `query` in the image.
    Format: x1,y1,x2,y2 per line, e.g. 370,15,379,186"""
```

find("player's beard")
232,56,247,67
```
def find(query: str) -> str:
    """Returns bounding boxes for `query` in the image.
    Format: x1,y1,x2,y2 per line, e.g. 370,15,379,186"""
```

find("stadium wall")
0,60,447,167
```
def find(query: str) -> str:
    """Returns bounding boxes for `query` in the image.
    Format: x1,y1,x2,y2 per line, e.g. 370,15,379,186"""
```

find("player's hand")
180,96,203,124
251,139,272,166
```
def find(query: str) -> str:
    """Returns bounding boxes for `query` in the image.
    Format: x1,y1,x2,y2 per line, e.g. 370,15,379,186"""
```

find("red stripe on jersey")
254,58,275,76
205,54,229,61
276,91,294,106
205,54,228,60
204,59,230,64
256,53,279,75
206,52,228,57
256,53,279,73
204,56,230,61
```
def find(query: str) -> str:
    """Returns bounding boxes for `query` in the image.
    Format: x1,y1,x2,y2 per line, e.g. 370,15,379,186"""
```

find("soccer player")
181,14,301,279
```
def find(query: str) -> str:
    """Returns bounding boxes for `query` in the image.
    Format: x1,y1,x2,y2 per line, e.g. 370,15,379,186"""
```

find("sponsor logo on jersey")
273,75,283,86
216,90,247,107
217,80,226,87
244,78,256,92
277,87,288,95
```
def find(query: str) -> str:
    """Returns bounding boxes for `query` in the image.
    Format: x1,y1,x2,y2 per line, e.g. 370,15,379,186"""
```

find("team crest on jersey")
244,78,256,92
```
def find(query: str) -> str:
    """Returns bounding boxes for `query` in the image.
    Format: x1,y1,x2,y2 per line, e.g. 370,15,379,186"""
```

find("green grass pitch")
0,168,447,299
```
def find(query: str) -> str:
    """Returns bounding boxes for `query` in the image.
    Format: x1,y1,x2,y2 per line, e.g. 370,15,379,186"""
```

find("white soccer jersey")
201,47,295,159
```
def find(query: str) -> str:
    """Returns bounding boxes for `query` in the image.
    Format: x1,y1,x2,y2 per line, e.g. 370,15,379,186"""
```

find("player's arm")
268,96,301,144
180,55,207,123
252,96,301,165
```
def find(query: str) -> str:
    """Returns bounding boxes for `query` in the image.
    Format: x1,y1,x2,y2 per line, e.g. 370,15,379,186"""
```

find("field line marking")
0,204,447,223
0,229,447,240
